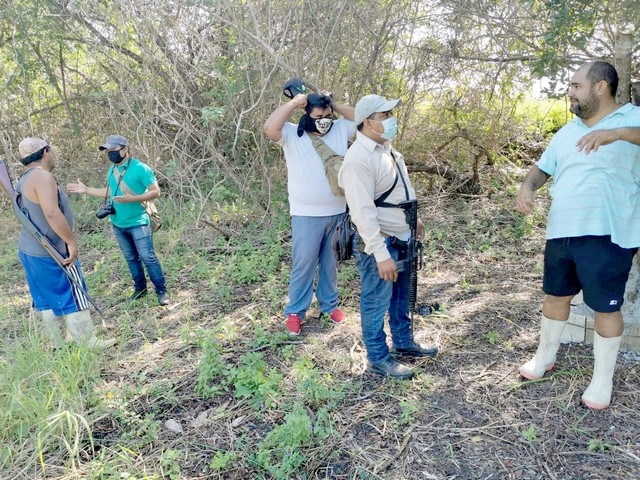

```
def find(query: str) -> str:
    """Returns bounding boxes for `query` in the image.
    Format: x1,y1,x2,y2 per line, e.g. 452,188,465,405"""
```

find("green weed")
293,357,341,408
251,405,313,479
160,449,182,480
486,330,500,344
195,333,232,399
210,450,238,471
0,323,103,472
521,424,537,442
587,438,612,453
400,399,419,425
232,352,283,408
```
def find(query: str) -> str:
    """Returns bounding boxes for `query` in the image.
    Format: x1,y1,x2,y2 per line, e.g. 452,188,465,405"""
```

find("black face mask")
108,150,124,164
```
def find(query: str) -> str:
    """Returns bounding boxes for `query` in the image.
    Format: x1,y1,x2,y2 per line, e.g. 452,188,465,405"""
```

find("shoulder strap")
307,133,340,160
374,174,398,208
375,151,410,208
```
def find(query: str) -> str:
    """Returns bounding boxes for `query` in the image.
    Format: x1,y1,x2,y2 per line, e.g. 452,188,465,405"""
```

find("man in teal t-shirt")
515,61,640,410
67,135,169,306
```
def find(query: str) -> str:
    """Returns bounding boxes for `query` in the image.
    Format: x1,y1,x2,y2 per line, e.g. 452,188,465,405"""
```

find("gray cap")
98,134,129,151
354,94,402,126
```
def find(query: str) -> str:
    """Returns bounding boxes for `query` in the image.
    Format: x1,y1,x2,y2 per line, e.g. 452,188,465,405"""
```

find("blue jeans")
112,224,166,294
285,214,341,318
353,235,413,363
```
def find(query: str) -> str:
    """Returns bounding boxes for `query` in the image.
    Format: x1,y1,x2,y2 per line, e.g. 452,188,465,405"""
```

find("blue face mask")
108,150,124,164
379,117,398,140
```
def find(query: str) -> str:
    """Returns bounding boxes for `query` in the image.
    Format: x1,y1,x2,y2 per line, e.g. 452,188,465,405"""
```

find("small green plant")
195,333,232,399
37,410,93,472
521,425,537,442
587,438,612,453
232,352,283,408
486,330,500,345
252,405,313,479
0,327,103,472
399,399,419,425
224,234,284,284
292,357,341,408
209,450,238,471
160,449,182,480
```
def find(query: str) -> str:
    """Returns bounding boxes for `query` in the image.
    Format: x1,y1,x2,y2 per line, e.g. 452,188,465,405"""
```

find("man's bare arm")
516,166,550,215
576,127,640,154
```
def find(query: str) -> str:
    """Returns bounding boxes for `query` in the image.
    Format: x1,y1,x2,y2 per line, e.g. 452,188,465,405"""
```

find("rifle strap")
375,151,410,209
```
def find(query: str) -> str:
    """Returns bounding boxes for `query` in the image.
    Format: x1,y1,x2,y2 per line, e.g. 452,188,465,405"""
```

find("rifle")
0,160,104,316
395,199,423,336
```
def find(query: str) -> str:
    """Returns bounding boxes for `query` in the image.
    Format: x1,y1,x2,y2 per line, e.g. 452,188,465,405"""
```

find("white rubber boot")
519,314,567,380
41,309,66,348
581,332,622,410
65,310,117,349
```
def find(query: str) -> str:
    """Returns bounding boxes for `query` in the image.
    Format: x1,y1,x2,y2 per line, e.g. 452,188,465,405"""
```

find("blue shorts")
543,236,637,313
18,252,89,316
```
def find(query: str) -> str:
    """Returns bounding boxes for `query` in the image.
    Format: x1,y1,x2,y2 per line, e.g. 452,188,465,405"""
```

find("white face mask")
314,117,334,135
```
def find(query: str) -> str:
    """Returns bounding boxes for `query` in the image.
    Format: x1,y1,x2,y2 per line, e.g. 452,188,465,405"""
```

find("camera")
96,202,116,219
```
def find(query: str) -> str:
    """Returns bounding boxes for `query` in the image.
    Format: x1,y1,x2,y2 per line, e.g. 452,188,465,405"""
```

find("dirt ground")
3,185,640,480
124,192,640,480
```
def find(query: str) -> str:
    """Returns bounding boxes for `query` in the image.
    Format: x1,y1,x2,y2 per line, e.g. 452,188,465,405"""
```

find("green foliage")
247,324,290,350
195,332,232,399
232,352,283,408
486,330,500,345
251,405,314,479
587,438,612,453
292,357,341,408
515,98,568,138
210,450,238,471
399,399,419,425
224,233,284,284
521,424,537,442
160,449,182,480
527,0,597,84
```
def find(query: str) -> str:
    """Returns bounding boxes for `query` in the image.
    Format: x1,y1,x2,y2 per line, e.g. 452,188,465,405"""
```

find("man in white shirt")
339,94,438,379
264,89,355,335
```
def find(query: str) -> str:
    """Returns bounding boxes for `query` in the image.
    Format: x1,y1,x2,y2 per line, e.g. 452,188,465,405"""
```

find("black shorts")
543,236,637,313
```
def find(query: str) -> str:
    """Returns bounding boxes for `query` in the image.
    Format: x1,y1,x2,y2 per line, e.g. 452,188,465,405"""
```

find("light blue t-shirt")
537,103,640,247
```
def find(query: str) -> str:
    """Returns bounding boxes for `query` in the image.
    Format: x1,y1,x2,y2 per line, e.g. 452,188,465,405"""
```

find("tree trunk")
614,32,634,105
632,83,640,106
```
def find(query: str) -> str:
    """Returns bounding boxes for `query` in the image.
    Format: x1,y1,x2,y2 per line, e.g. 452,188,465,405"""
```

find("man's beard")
570,88,599,119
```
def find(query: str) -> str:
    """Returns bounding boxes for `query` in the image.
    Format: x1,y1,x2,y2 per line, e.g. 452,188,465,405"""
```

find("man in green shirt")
67,135,169,306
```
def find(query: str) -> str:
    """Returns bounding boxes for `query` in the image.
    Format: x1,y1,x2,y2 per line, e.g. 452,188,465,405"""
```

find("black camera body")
96,202,116,219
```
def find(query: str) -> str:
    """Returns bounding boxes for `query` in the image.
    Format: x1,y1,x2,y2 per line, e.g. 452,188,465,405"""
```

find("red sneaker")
285,314,301,335
329,308,346,324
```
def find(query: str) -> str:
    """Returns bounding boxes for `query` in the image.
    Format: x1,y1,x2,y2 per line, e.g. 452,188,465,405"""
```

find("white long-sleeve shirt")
339,132,415,262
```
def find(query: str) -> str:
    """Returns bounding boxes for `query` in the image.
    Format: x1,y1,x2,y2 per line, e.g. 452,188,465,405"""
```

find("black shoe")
130,288,147,300
367,357,414,379
157,292,170,306
394,341,438,358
